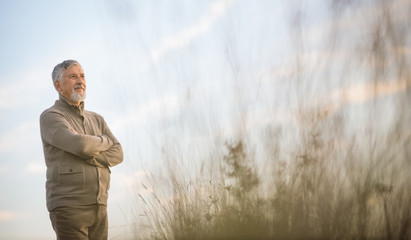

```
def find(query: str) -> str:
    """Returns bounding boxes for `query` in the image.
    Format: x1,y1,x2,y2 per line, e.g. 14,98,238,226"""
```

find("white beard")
70,90,86,103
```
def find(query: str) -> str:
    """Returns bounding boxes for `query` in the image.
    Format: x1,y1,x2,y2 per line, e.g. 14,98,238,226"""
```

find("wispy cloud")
119,170,148,190
228,78,410,138
112,93,181,133
0,166,8,174
336,79,408,104
321,78,409,117
0,210,26,222
0,69,49,110
109,170,149,202
25,162,46,175
150,0,236,62
0,79,32,109
0,121,39,153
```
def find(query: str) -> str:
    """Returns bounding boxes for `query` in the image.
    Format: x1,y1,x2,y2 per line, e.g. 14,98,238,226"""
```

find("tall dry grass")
134,110,410,239
129,0,411,239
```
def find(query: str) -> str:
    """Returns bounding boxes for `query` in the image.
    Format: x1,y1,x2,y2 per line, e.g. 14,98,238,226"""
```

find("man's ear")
54,80,62,92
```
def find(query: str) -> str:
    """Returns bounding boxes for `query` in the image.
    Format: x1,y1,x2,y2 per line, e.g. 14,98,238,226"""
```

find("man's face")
54,64,86,105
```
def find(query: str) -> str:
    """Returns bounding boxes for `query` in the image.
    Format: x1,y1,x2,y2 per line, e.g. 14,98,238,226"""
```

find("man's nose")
75,76,85,84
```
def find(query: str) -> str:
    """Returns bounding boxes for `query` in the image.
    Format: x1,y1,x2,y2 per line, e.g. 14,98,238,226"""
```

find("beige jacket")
40,95,123,211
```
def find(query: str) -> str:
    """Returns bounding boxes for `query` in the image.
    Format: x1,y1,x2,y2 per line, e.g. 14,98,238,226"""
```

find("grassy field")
128,1,410,239
134,114,410,239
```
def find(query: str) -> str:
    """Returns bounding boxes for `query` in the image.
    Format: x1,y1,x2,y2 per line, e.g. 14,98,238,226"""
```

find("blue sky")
0,0,409,239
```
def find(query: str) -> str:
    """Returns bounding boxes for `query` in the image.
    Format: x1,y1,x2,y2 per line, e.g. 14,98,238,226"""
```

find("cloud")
112,93,181,133
0,69,49,110
0,79,33,109
321,78,410,117
150,0,236,62
25,162,46,175
108,170,150,203
341,80,408,104
118,170,148,189
229,78,410,137
0,210,26,222
0,121,39,153
0,166,8,174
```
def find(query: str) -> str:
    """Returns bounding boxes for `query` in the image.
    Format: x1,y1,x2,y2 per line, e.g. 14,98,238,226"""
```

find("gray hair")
51,60,81,83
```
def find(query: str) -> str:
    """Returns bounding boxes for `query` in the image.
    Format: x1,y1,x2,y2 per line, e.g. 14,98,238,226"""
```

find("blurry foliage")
130,0,411,239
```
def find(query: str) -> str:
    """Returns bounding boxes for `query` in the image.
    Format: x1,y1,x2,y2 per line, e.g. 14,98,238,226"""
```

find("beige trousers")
49,204,108,240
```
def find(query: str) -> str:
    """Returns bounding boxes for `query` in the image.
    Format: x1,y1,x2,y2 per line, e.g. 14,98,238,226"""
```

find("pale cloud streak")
112,93,181,133
338,80,408,104
0,210,26,222
322,78,409,117
118,170,149,192
0,68,49,109
0,121,39,153
235,78,410,136
0,166,8,174
25,161,46,175
0,78,33,109
150,0,236,62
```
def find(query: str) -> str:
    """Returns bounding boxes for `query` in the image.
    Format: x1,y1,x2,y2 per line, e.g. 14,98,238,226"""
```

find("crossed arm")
40,111,123,168
87,121,123,168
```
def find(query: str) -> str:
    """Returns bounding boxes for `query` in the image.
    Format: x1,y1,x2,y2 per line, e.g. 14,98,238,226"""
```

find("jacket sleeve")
40,110,113,158
86,118,123,168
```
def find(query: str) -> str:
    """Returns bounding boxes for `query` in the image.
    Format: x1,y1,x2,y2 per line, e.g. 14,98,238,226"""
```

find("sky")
0,1,285,239
0,0,409,239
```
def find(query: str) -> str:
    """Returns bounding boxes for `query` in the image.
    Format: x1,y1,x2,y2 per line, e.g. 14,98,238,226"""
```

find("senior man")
40,59,123,240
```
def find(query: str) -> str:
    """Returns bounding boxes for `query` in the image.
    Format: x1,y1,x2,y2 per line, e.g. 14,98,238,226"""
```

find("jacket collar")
56,94,85,116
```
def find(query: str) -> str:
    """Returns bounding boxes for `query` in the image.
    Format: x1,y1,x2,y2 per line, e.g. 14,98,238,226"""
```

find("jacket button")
69,169,73,172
